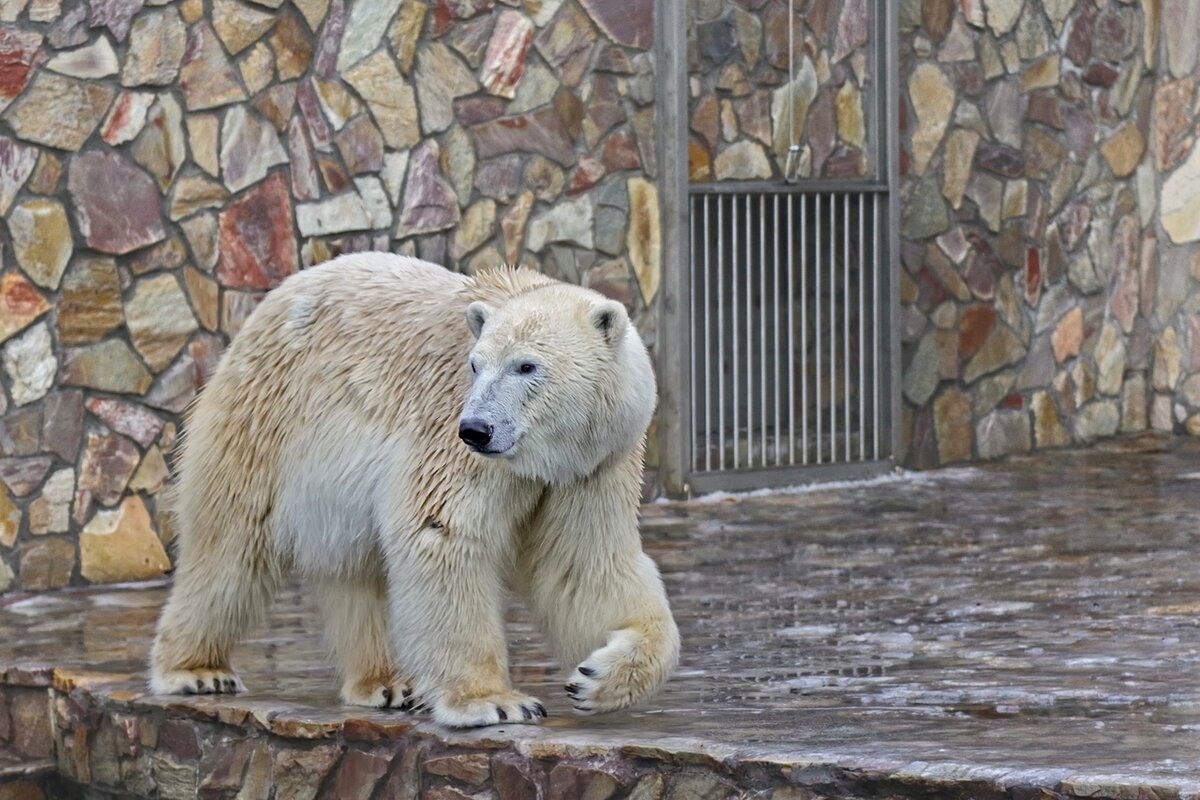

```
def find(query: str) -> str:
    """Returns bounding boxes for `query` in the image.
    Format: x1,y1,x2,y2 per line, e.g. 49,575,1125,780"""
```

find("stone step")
0,747,55,783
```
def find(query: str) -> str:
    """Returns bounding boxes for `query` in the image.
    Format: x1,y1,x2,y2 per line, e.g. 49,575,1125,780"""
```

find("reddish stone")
396,140,460,237
0,455,52,496
601,130,640,172
594,43,635,74
975,142,1024,177
959,305,997,359
288,115,320,201
317,154,351,193
953,63,985,97
454,96,508,126
68,151,165,255
1065,2,1096,65
474,155,523,202
1025,92,1065,130
533,2,593,86
808,89,836,174
1063,107,1095,159
580,0,652,48
42,390,84,462
296,79,333,152
825,147,866,178
554,88,584,139
1058,202,1091,251
189,333,225,392
86,398,163,448
1153,78,1196,171
481,9,533,99
1092,6,1136,61
1000,393,1025,409
89,0,145,42
1025,247,1041,306
834,0,868,60
216,173,298,290
0,271,50,343
0,27,43,110
922,0,955,41
962,233,997,299
567,155,605,195
584,75,625,146
270,10,313,81
76,432,139,512
256,82,298,133
690,95,719,151
1083,62,1118,87
472,107,576,167
1107,215,1140,335
328,749,391,800
336,115,385,175
312,0,345,77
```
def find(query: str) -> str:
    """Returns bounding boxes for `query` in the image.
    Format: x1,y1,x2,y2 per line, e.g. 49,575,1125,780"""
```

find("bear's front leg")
386,518,546,728
520,462,681,715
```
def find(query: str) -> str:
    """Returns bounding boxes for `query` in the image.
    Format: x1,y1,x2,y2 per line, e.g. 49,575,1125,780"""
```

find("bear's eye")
469,361,477,374
518,362,536,375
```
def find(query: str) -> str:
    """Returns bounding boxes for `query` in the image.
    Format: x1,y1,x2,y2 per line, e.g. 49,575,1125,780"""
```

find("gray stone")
527,193,593,252
3,322,55,405
976,409,1031,459
902,177,950,240
1073,400,1121,442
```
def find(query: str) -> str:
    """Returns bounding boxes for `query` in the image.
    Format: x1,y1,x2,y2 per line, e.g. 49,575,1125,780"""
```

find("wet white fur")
148,253,680,728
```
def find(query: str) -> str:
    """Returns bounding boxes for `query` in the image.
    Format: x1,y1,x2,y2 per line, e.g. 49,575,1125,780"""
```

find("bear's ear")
590,299,629,345
466,301,493,339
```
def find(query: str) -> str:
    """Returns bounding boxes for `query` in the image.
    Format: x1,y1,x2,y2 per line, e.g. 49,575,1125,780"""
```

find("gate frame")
654,0,902,498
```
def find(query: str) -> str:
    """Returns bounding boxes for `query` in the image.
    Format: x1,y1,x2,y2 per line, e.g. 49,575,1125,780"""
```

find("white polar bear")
148,253,680,728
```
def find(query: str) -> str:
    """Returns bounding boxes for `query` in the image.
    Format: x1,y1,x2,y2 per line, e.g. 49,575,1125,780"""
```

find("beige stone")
909,63,955,176
29,467,72,534
1032,390,1070,447
184,267,219,331
627,177,661,305
169,174,229,221
1002,180,1027,219
130,446,170,494
1161,146,1200,243
1153,327,1182,390
1051,306,1082,363
80,496,171,584
344,52,420,150
942,128,979,209
1095,322,1126,396
0,488,18,548
239,42,275,95
1101,122,1146,179
187,114,220,177
213,0,276,55
10,199,72,290
501,191,534,265
448,200,497,261
835,83,864,149
933,388,972,463
1021,54,1059,92
314,78,363,131
293,0,329,30
1121,373,1148,432
4,73,114,150
125,274,198,372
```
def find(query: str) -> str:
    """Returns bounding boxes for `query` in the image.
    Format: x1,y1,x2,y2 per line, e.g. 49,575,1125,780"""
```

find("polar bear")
148,253,680,728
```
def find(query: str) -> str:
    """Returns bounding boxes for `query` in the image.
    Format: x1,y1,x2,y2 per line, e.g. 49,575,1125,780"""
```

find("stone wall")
897,0,1200,468
0,0,659,593
686,0,876,182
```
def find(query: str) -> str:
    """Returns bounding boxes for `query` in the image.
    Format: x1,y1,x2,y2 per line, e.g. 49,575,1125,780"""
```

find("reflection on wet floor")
3,434,1200,792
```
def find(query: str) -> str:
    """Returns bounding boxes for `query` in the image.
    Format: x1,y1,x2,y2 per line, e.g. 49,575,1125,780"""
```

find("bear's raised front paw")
341,677,415,710
150,668,245,696
566,629,669,715
432,691,547,728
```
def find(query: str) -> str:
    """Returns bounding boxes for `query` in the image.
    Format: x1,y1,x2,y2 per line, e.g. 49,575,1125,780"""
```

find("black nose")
458,418,493,448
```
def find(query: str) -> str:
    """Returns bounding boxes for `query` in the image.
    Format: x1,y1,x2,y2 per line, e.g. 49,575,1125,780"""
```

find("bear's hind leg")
318,574,411,709
149,539,278,696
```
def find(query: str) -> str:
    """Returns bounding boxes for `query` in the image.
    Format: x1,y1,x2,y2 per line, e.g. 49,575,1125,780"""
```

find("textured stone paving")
2,436,1200,798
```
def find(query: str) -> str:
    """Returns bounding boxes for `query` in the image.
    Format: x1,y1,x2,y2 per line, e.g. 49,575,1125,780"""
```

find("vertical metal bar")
828,193,837,463
814,193,822,464
724,194,734,470
773,195,782,467
739,194,748,470
872,192,881,460
691,199,700,470
788,194,797,465
717,196,726,471
843,193,851,463
759,194,767,467
700,194,710,474
800,193,807,465
858,193,866,462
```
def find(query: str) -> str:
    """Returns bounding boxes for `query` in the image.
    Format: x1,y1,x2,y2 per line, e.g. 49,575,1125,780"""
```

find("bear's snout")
459,418,494,450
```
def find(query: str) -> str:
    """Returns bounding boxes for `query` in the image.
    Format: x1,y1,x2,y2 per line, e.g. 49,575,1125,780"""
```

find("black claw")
534,702,547,717
496,707,507,721
573,705,593,713
520,705,533,720
400,700,413,712
578,667,596,677
565,683,581,694
182,685,196,695
196,678,205,692
402,688,413,698
381,687,393,706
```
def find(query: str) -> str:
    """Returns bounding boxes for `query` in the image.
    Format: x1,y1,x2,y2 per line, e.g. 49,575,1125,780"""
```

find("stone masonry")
0,0,660,593
897,0,1200,467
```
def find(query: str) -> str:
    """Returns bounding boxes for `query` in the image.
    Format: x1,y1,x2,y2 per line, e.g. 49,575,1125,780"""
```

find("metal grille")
688,187,890,478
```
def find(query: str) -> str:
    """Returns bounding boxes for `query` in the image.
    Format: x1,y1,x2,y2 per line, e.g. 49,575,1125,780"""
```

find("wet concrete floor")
3,434,1200,795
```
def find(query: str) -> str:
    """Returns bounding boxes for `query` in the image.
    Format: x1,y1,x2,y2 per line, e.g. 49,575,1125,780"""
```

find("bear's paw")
150,668,245,696
432,691,547,728
566,629,668,714
341,677,415,710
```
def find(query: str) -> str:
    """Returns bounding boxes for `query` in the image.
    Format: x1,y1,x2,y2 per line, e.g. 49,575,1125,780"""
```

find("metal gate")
655,0,900,495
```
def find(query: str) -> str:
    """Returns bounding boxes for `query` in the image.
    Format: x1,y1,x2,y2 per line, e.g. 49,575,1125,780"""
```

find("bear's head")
459,285,656,484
